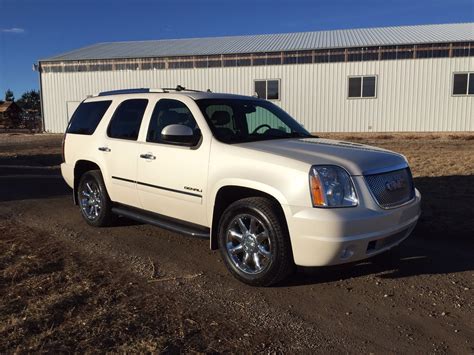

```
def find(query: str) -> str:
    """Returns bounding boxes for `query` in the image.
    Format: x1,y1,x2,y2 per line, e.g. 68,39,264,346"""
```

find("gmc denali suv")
61,87,421,286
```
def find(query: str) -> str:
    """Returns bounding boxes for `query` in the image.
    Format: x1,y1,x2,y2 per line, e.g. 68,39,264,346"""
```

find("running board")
111,206,210,239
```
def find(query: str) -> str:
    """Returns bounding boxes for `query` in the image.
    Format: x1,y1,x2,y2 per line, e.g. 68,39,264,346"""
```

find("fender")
207,178,290,249
72,157,108,205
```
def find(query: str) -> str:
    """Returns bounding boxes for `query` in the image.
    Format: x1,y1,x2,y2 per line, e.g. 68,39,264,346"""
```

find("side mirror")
161,124,199,145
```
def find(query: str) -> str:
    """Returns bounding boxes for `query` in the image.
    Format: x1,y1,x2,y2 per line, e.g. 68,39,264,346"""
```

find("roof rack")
96,85,212,97
97,88,162,96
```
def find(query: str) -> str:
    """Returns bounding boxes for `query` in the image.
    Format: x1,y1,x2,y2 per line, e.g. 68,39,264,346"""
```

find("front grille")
365,167,415,208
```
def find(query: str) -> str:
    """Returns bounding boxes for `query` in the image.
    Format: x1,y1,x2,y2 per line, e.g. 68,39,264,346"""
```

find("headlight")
309,166,358,207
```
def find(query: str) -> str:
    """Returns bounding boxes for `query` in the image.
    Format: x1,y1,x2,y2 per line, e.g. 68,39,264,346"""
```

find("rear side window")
67,100,112,135
107,99,148,140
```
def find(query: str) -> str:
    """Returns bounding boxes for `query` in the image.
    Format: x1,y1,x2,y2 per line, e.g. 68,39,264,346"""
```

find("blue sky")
0,0,473,99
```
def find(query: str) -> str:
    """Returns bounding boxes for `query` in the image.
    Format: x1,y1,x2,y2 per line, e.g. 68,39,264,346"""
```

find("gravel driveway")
0,133,472,352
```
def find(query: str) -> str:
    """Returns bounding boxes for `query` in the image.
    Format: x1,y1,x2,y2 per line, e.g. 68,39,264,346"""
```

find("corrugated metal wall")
41,56,474,133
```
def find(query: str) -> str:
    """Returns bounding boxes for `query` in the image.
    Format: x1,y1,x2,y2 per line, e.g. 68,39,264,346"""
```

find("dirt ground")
0,132,473,353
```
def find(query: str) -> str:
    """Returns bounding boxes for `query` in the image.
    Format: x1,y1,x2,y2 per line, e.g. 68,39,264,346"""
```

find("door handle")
140,153,156,160
98,147,111,152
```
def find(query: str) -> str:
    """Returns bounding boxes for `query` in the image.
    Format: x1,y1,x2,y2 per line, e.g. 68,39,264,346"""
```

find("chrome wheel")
225,214,272,275
79,180,102,221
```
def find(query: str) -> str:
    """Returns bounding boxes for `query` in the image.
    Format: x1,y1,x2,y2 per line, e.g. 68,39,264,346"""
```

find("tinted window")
147,99,199,144
267,80,280,100
469,73,474,95
453,73,468,95
254,80,266,99
362,76,376,97
348,76,376,98
67,100,111,135
348,77,362,98
266,57,281,65
107,99,148,140
254,80,280,100
237,58,251,66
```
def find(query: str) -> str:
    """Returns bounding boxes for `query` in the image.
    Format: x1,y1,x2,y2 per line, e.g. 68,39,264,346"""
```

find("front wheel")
77,170,115,227
218,197,294,286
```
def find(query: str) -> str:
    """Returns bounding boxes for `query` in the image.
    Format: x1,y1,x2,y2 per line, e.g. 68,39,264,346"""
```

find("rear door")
136,98,210,226
99,98,150,208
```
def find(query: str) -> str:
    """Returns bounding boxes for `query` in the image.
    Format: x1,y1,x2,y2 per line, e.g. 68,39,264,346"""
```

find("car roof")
87,89,260,102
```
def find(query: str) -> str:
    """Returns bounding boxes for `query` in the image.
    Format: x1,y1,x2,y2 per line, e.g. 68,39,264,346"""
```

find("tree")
16,90,42,130
5,89,14,102
16,90,40,112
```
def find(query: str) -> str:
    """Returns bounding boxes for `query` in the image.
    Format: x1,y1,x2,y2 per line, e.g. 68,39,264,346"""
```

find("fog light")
340,246,355,260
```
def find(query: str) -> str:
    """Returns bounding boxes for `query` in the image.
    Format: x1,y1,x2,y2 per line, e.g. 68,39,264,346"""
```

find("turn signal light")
310,174,325,206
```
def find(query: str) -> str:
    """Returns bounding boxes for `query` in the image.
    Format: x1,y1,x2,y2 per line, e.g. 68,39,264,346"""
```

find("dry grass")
0,221,273,353
0,222,169,352
317,132,474,177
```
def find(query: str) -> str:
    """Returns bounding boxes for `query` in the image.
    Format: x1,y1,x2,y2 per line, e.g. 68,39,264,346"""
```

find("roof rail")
96,88,168,96
97,88,150,96
96,85,210,97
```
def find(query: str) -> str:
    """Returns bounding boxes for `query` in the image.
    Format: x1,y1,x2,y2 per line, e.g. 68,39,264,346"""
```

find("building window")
116,63,139,70
348,76,377,98
452,73,474,96
452,42,473,57
254,80,280,100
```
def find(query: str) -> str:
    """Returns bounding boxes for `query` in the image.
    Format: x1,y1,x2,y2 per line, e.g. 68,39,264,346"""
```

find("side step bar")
111,206,210,239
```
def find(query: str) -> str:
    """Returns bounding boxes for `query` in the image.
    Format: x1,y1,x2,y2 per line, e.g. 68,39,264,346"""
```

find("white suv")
61,87,421,286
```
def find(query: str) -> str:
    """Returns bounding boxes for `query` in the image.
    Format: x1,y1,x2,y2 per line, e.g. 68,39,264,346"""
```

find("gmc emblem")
385,177,405,191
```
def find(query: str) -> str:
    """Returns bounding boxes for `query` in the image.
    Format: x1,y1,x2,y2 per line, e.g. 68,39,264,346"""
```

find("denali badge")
385,177,405,191
184,186,202,193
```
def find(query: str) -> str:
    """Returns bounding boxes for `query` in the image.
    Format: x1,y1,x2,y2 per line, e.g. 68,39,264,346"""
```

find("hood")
238,138,407,176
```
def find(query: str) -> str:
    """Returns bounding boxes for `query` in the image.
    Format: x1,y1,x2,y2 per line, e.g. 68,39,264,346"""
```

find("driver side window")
246,106,291,134
147,99,199,144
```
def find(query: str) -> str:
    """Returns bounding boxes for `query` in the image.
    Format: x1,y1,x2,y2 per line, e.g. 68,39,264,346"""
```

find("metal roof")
42,23,474,62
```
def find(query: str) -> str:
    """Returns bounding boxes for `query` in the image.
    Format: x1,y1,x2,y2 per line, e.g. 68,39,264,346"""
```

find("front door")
136,98,210,226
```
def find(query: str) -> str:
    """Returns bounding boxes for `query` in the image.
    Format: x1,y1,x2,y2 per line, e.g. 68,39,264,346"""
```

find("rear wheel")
77,170,115,227
218,197,294,286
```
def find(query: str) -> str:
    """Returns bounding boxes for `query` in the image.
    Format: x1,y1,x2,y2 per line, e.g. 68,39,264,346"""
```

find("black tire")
218,197,294,286
77,170,116,227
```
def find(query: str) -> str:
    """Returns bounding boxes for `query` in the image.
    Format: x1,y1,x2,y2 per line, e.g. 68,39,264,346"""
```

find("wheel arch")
73,159,103,205
209,183,290,250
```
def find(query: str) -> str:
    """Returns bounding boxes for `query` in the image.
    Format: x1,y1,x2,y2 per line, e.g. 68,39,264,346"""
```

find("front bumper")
284,188,421,267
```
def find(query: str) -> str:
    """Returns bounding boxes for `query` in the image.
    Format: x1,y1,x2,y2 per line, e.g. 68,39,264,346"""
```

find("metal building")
38,23,474,133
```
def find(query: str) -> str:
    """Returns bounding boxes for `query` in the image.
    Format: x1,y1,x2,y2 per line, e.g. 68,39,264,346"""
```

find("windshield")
196,98,312,144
